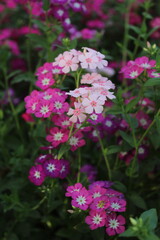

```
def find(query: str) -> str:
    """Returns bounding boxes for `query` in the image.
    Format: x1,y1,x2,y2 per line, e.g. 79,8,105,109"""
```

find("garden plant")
0,0,160,240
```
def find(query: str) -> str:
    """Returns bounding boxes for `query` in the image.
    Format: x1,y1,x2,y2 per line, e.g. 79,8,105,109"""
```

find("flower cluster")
28,154,70,185
66,181,126,236
120,56,160,79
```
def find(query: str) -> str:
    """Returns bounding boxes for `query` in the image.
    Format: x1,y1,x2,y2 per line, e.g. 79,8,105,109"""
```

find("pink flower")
46,127,69,147
81,28,96,39
71,188,92,210
52,115,71,128
67,102,86,123
90,196,110,211
35,73,55,90
136,111,151,129
78,50,99,69
81,73,102,84
52,97,69,114
28,165,46,186
89,185,107,199
69,131,85,151
65,183,83,197
22,112,34,122
54,51,79,73
82,94,105,114
124,64,143,79
85,210,106,230
109,197,126,212
135,56,156,69
106,213,126,236
35,100,53,118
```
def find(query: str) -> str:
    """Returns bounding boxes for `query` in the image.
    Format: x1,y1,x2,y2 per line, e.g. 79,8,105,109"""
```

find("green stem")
3,70,24,143
77,148,81,182
31,196,47,210
96,128,111,180
122,0,132,65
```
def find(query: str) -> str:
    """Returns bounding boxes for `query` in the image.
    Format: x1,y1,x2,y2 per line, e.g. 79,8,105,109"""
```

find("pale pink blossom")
67,102,86,123
82,94,105,114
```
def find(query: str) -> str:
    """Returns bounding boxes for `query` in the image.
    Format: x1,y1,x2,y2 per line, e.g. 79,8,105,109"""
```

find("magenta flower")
69,131,85,151
71,188,92,210
35,100,53,118
28,165,46,186
135,56,156,69
46,127,69,147
90,196,110,212
65,183,83,197
136,111,151,129
35,73,55,90
89,185,107,199
109,197,126,212
85,210,106,230
52,114,71,128
106,213,126,236
58,159,70,179
35,154,52,164
43,159,61,178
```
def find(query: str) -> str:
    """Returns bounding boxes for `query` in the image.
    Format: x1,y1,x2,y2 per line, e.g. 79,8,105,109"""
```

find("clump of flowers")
66,181,126,236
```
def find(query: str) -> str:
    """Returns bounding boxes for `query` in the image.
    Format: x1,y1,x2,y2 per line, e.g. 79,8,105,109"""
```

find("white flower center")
111,202,120,210
76,195,86,205
138,147,144,154
43,94,52,100
52,68,60,74
93,215,102,224
90,114,98,120
105,120,112,127
93,192,101,198
140,118,147,126
69,136,78,146
62,120,70,126
40,106,49,114
60,165,66,173
42,69,48,74
57,9,64,16
46,163,55,172
130,71,138,78
34,171,40,179
42,78,50,85
141,63,150,68
54,132,63,141
92,130,98,137
74,2,81,8
54,101,62,109
32,102,37,110
109,219,119,229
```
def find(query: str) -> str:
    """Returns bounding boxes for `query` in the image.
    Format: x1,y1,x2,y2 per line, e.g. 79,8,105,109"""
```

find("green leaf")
144,78,160,87
129,193,147,210
74,223,90,233
107,145,121,155
113,181,127,193
125,115,138,130
11,72,35,84
149,132,160,149
120,228,136,237
126,97,140,112
155,115,160,134
119,130,135,147
27,34,47,48
156,49,160,64
42,0,50,11
140,209,158,230
58,144,70,159
145,233,160,240
129,25,140,34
